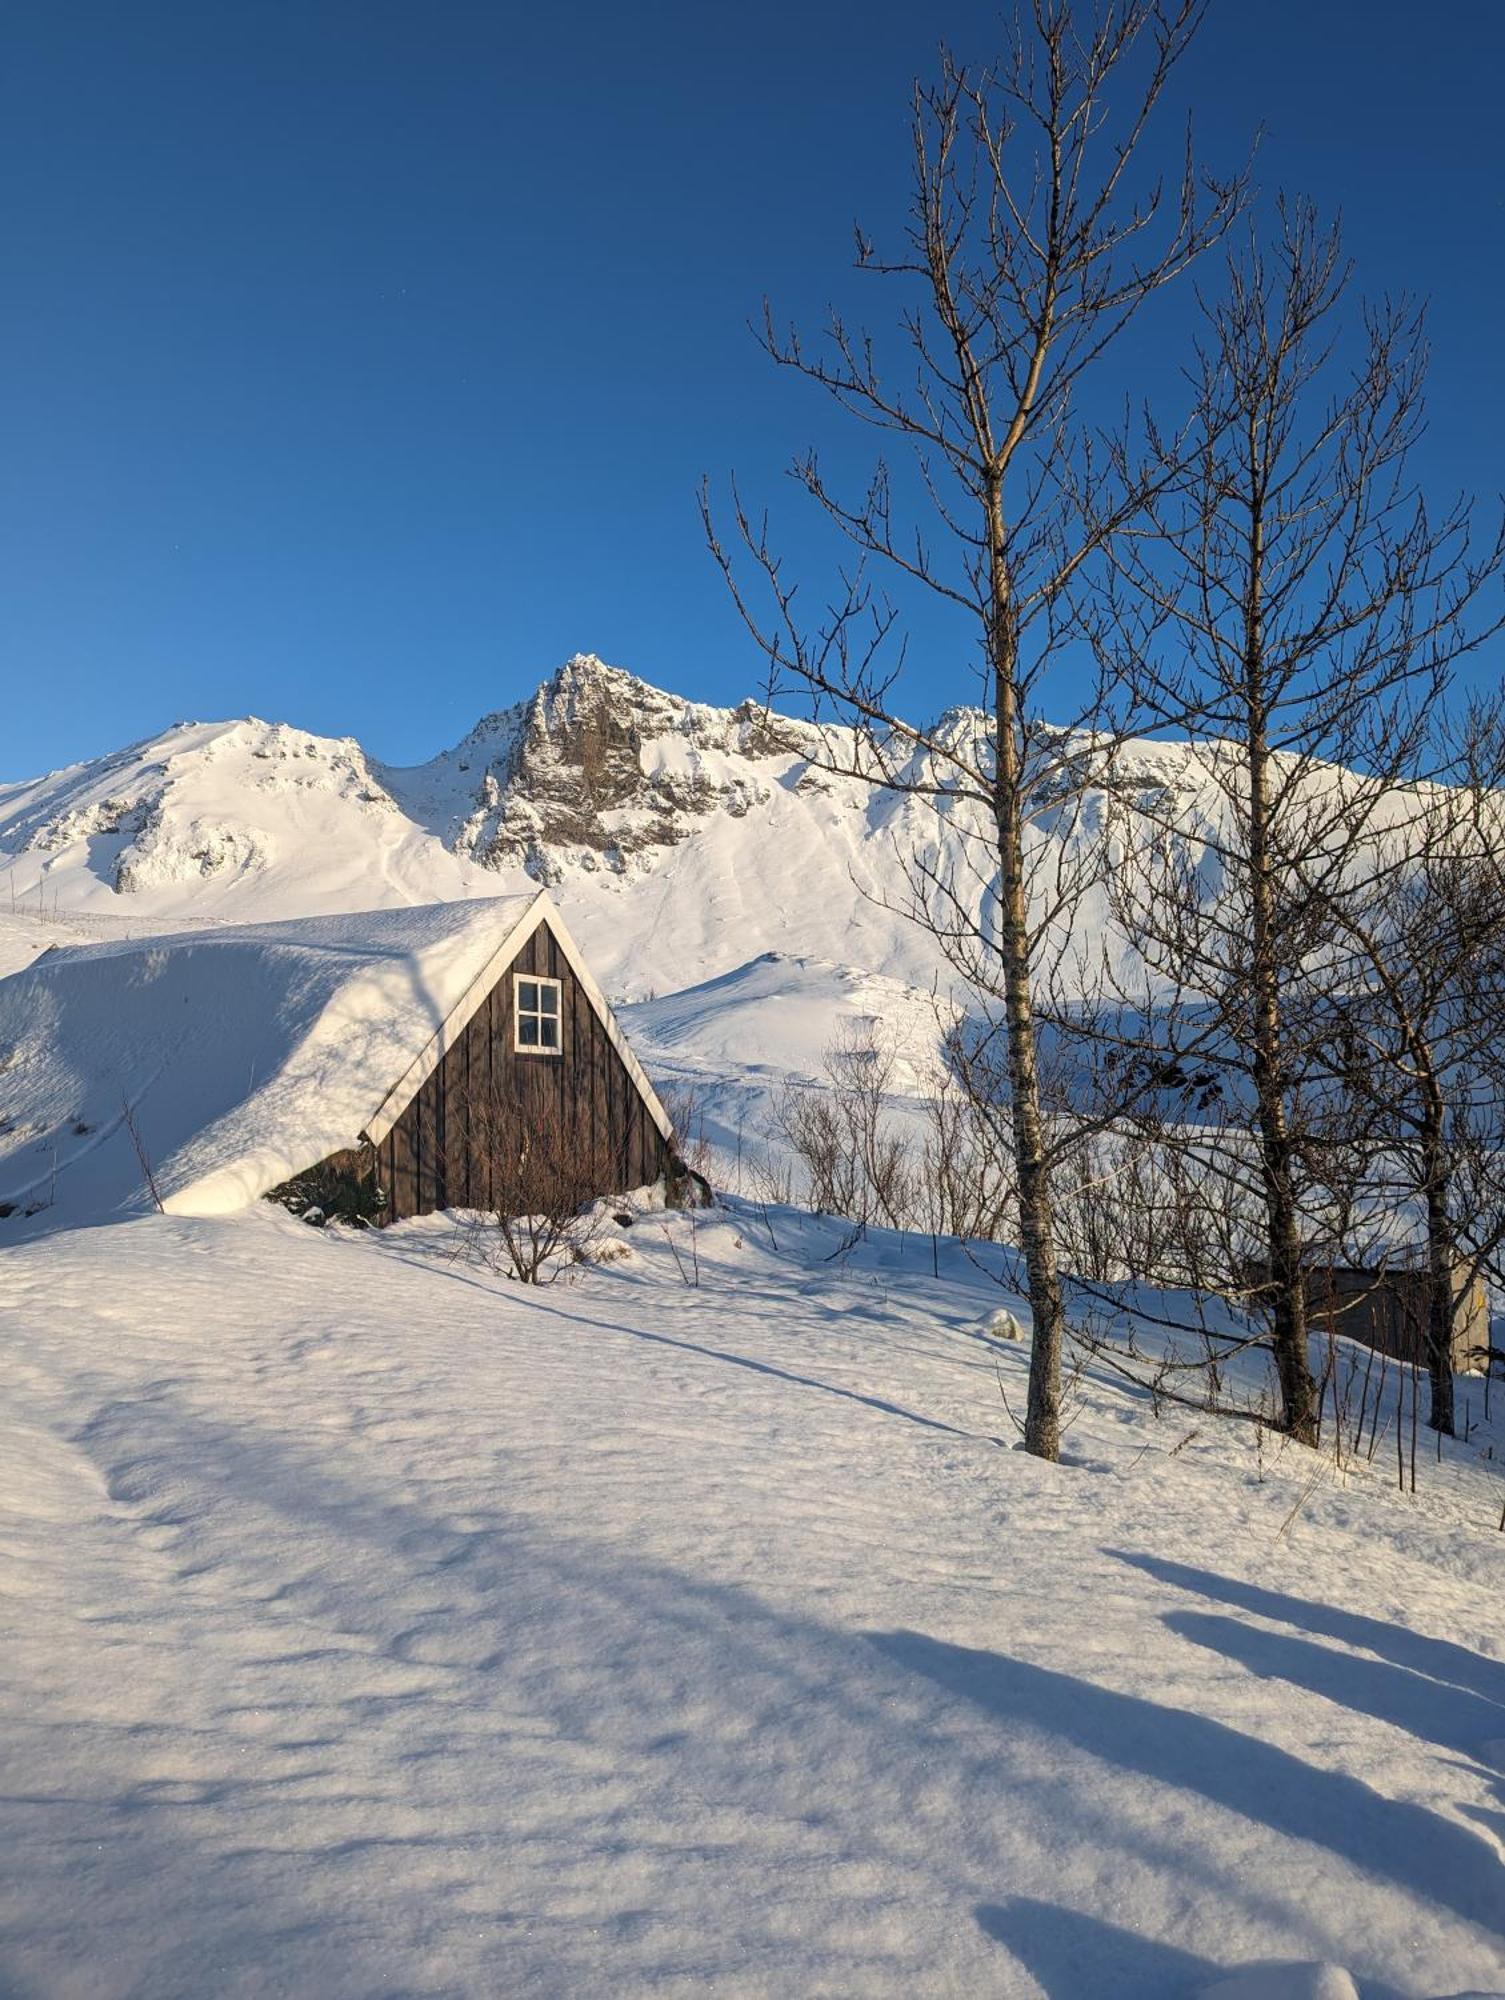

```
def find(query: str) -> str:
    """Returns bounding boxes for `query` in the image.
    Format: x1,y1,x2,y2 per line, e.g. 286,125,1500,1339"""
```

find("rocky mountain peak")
437,655,808,882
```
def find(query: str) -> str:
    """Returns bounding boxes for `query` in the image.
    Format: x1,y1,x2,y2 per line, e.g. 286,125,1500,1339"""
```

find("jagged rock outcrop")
430,655,808,880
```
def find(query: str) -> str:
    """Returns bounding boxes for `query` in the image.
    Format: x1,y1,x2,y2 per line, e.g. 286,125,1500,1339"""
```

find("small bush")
267,1155,387,1228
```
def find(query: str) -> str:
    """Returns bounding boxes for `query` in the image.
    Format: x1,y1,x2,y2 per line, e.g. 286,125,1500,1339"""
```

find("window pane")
539,984,559,1015
518,980,538,1011
519,1015,540,1046
540,1016,560,1048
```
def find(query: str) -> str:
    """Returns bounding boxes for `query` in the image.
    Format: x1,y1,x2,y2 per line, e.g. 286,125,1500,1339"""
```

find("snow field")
1,1201,1503,1997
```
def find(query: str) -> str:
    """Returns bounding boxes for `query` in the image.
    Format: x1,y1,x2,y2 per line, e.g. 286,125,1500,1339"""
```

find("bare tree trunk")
1421,1108,1458,1437
1246,686,1319,1444
976,333,1073,1457
991,499,1067,1455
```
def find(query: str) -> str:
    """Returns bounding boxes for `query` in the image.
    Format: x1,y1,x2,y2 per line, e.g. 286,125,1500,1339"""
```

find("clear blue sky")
3,1,1502,779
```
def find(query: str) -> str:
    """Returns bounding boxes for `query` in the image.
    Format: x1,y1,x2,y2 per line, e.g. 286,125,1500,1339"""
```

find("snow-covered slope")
0,716,493,922
0,895,539,1231
2,1200,1503,1998
622,952,956,1181
0,904,146,980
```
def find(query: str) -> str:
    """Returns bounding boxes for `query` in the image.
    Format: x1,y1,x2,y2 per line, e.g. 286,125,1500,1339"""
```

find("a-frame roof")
0,892,672,1235
358,890,673,1149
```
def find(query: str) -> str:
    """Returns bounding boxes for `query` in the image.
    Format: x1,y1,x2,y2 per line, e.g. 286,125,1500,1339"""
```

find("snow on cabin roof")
0,891,669,1236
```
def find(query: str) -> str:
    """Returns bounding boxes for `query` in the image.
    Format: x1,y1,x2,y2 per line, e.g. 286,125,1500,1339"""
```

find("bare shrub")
917,1066,1017,1246
460,1084,619,1283
121,1095,165,1215
657,1080,717,1210
659,1081,714,1187
774,1023,916,1232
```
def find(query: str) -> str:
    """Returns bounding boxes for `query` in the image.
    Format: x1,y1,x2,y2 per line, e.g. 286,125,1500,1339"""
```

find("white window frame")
514,972,563,1055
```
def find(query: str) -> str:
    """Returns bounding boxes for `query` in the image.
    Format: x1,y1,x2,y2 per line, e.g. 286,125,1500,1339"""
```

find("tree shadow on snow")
1116,1554,1505,1893
869,1628,1502,1942
1162,1610,1505,1765
1109,1551,1505,1712
975,1896,1220,1998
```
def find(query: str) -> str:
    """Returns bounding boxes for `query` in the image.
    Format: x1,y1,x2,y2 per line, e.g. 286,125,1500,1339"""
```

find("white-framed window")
514,973,563,1054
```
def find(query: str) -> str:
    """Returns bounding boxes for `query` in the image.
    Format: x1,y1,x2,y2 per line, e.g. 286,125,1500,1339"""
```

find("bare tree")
1096,201,1504,1443
704,1,1245,1459
774,1023,918,1232
1314,704,1505,1432
460,1083,619,1283
918,1052,1020,1247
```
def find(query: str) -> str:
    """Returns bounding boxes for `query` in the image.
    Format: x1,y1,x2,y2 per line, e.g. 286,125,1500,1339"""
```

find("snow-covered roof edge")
358,889,676,1150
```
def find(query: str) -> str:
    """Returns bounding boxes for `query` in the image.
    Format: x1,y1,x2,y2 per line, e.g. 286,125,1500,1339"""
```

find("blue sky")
2,1,1502,779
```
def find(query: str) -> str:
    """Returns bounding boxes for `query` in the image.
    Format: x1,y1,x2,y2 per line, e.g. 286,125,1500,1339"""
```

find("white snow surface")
622,952,956,1184
2,1202,1503,1997
6,657,1505,1994
0,894,538,1230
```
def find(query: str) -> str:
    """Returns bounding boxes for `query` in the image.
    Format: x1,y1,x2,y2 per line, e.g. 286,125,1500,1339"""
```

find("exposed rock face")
441,654,805,880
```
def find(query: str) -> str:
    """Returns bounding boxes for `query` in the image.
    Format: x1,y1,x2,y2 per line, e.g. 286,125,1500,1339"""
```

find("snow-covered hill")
7,673,1505,1999
0,651,1460,1183
3,1199,1503,1997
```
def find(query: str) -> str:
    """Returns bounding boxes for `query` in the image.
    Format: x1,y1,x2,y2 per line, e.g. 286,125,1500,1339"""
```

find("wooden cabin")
298,895,677,1225
1242,1258,1490,1375
1302,1262,1490,1377
0,890,681,1235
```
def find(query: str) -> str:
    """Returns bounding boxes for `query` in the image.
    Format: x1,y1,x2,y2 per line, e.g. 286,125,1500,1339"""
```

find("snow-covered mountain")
0,652,1198,999
9,651,1450,1191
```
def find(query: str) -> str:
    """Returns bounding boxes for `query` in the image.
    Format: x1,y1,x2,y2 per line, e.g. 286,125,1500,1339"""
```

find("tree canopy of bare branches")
705,0,1246,1461
1094,201,1505,1442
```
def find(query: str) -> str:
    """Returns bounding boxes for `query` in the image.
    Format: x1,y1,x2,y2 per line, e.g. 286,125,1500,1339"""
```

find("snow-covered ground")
622,952,952,1188
3,1200,1503,1998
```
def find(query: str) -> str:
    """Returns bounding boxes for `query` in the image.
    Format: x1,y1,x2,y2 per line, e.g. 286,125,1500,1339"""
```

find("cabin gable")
360,917,668,1224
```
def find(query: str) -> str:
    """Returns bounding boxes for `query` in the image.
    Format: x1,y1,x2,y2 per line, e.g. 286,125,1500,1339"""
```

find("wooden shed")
307,893,677,1225
1241,1257,1490,1376
1302,1262,1490,1377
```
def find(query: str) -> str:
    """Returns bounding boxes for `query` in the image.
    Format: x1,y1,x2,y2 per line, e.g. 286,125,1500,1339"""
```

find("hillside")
3,1200,1503,1998
0,657,937,1000
5,667,1504,1996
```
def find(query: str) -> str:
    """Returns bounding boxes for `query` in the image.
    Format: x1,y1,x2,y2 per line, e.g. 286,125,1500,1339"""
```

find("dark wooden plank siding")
353,918,670,1225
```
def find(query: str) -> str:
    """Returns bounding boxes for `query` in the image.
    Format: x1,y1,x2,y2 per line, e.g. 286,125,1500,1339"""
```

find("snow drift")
3,1202,1503,1996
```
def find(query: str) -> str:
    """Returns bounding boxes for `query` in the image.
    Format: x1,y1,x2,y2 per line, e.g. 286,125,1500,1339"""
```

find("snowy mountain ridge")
0,651,1212,1000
